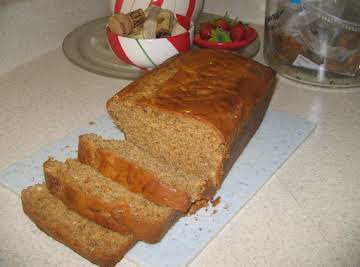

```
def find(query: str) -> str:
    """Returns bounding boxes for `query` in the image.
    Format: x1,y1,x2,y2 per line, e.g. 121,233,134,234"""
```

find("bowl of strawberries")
195,14,257,51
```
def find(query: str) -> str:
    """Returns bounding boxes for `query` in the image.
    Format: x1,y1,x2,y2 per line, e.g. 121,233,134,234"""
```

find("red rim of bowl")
194,26,257,51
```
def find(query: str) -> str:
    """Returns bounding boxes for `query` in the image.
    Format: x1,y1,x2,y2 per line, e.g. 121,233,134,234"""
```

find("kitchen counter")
1,30,360,267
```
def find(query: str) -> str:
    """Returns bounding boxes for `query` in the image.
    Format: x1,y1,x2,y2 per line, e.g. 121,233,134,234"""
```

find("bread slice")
106,49,276,188
44,159,180,243
78,134,217,212
21,184,136,267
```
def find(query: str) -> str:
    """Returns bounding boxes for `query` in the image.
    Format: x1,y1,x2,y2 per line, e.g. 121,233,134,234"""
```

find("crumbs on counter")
212,210,218,215
88,121,96,125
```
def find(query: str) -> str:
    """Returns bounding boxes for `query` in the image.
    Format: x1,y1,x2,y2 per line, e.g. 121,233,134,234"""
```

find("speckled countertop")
1,2,360,267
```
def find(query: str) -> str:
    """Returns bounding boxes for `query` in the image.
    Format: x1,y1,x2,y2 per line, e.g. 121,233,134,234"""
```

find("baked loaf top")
21,184,136,267
108,49,276,145
107,49,276,187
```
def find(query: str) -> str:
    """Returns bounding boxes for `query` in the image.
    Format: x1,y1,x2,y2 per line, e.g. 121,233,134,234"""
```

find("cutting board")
0,110,315,267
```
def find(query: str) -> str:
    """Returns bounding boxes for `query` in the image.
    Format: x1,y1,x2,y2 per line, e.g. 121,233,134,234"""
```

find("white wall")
0,0,109,75
0,0,265,75
203,0,266,25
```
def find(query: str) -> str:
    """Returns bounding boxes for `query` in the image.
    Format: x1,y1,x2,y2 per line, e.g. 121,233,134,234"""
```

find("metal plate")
62,14,261,79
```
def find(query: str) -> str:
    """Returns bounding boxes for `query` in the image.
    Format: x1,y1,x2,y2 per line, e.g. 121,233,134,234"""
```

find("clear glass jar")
264,0,360,88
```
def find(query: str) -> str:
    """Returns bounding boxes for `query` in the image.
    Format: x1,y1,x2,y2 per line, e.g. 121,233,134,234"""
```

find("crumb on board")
187,199,208,215
89,121,96,125
211,196,221,207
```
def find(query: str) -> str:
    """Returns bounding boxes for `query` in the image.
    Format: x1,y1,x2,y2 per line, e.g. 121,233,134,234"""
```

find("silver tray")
63,14,261,80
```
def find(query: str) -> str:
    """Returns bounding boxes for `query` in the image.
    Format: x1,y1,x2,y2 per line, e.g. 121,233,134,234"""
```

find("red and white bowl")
109,0,204,22
107,15,194,70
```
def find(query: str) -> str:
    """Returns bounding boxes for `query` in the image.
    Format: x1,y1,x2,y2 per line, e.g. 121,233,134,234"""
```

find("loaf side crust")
221,79,276,180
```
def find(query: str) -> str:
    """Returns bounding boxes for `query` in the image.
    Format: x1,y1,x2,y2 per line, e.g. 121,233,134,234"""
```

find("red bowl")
194,26,257,51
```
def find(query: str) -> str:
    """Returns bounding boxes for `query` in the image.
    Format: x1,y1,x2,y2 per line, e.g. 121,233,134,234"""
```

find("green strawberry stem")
209,28,231,43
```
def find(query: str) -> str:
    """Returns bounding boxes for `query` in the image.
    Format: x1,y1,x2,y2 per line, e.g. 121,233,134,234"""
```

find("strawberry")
214,19,230,32
230,23,246,41
244,26,253,39
199,23,214,40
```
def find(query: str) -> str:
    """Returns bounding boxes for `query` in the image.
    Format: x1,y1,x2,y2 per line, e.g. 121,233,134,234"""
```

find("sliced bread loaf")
78,134,217,212
21,184,136,267
44,159,180,243
106,49,276,188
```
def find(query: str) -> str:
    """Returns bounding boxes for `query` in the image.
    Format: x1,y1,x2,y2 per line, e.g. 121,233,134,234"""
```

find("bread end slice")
43,158,180,243
21,184,136,267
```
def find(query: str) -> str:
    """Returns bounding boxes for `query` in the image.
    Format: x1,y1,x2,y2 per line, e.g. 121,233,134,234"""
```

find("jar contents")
264,0,360,88
108,9,146,36
108,7,178,39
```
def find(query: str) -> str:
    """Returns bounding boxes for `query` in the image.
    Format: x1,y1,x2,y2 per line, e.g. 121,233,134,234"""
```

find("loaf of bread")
20,48,276,265
44,159,180,243
107,49,276,189
78,134,216,212
21,184,136,267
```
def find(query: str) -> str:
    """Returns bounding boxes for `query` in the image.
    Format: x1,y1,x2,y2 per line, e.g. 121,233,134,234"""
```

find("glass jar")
264,0,360,88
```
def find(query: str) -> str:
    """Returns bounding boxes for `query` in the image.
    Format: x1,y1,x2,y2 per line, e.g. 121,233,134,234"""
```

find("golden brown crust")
220,78,276,181
44,159,180,243
107,49,276,186
78,135,191,212
21,185,136,267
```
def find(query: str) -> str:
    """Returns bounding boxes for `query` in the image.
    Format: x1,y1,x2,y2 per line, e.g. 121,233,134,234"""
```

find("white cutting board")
0,110,315,267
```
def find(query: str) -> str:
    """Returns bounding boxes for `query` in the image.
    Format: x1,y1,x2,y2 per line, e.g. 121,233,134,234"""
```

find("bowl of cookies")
107,3,196,70
109,0,204,22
